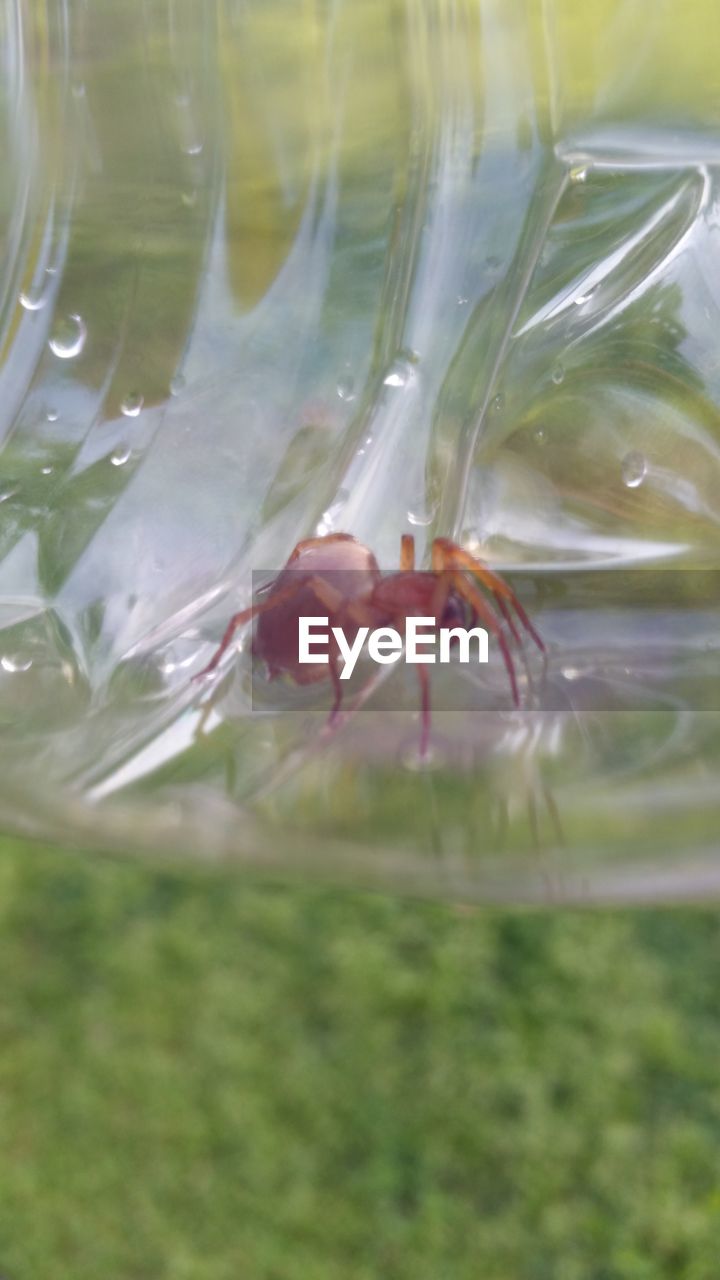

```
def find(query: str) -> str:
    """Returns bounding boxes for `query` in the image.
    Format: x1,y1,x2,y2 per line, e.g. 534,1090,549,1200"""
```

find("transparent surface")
2,0,720,901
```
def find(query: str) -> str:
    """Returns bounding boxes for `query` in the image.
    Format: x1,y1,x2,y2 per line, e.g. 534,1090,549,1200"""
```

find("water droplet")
111,445,131,467
46,408,59,422
71,82,86,99
160,641,199,675
457,295,469,306
0,487,17,504
384,368,407,389
1,655,32,674
336,373,355,402
459,529,482,556
569,165,588,183
533,427,546,445
551,363,565,385
19,285,47,312
184,140,203,156
41,465,53,476
562,666,581,682
621,451,647,489
49,313,87,359
492,393,504,412
407,505,435,528
120,392,143,418
169,373,186,396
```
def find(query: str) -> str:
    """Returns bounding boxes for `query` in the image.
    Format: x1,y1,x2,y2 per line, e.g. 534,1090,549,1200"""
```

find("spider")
193,532,544,757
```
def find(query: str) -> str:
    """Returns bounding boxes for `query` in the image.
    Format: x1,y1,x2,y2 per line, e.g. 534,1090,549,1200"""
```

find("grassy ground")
0,837,718,1278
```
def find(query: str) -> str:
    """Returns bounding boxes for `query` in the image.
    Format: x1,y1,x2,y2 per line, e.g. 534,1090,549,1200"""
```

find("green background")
1,834,718,1279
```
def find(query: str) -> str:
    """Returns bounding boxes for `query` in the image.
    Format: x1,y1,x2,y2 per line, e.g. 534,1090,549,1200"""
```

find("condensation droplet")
160,642,199,676
19,286,47,312
336,374,355,402
384,368,407,389
41,465,53,476
0,487,17,504
551,363,565,385
49,313,87,359
184,141,204,157
121,392,144,418
570,165,588,183
46,408,59,422
457,295,469,306
459,529,482,556
111,445,131,467
492,393,504,412
562,666,582,682
533,427,546,445
1,655,32,674
407,505,435,528
621,451,647,489
169,373,186,396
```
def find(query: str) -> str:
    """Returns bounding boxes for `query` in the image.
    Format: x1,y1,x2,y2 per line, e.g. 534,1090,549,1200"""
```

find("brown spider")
194,532,544,756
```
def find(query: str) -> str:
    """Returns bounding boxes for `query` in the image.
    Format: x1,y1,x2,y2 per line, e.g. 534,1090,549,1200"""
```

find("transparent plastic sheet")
2,0,720,902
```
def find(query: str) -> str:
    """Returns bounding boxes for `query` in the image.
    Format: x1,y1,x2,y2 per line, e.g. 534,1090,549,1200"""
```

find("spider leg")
327,637,344,725
488,591,522,647
432,538,545,654
449,569,520,708
193,580,298,681
430,570,452,618
301,577,359,728
416,661,431,759
193,574,345,682
343,597,386,630
397,577,451,758
400,534,415,571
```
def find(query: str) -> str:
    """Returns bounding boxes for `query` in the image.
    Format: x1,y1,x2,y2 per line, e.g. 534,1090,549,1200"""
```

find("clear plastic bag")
2,0,720,902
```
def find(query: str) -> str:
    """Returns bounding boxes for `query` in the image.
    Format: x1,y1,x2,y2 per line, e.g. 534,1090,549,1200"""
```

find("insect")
194,532,544,756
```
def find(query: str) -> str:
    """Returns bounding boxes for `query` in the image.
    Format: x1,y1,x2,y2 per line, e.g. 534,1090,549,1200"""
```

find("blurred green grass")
0,838,719,1279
